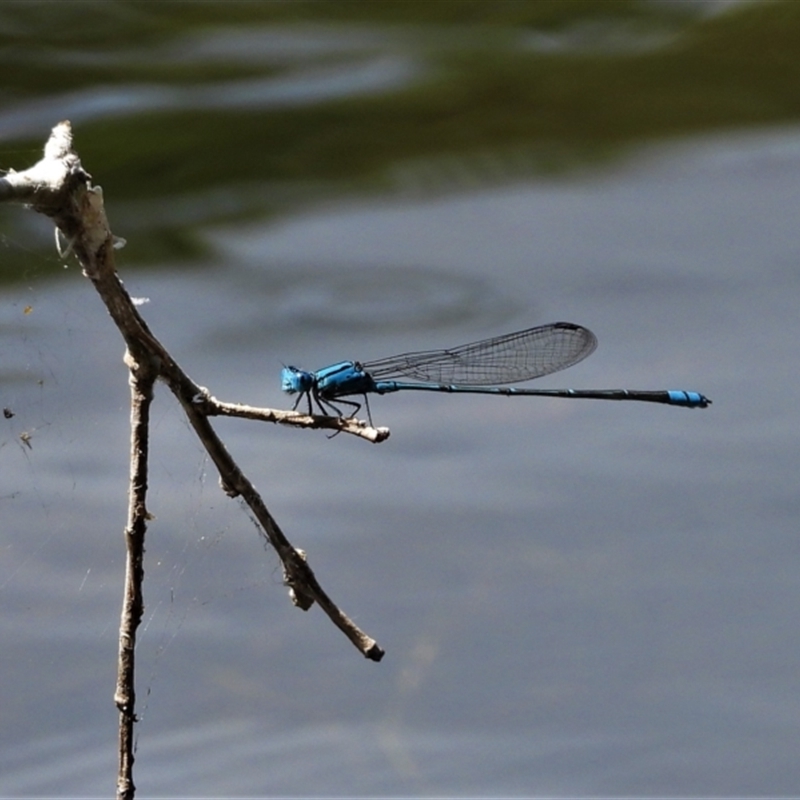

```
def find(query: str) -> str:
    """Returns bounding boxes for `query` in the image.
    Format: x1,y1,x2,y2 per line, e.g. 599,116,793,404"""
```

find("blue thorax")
315,361,377,398
281,362,379,399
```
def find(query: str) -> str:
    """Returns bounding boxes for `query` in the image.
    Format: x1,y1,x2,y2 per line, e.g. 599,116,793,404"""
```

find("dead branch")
1,121,386,800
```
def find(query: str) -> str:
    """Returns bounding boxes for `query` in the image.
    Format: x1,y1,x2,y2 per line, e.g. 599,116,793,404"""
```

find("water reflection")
0,55,418,142
220,263,510,336
3,3,800,797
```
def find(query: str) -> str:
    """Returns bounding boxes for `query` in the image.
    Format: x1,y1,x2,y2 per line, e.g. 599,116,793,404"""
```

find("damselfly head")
281,366,314,395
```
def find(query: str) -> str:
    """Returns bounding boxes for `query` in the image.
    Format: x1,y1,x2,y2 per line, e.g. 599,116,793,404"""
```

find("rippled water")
2,6,800,798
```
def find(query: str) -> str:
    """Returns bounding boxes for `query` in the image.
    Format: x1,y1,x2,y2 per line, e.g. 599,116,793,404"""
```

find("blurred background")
1,1,799,795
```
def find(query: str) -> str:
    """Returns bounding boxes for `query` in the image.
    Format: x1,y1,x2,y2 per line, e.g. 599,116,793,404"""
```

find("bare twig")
195,392,391,443
1,121,386,799
113,350,158,800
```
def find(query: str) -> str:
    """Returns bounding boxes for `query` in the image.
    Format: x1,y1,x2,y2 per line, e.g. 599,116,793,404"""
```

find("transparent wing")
363,322,597,386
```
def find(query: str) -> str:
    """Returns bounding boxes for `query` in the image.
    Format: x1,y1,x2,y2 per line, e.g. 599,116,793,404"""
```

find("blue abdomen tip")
668,390,710,407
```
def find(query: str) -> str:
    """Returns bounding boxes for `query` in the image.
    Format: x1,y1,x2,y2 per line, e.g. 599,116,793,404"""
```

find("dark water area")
2,2,800,796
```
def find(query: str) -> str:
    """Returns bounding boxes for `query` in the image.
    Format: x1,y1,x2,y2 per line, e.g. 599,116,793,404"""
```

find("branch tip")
44,120,73,160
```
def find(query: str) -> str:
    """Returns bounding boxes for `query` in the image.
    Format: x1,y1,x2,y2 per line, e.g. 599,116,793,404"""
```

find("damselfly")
281,322,710,424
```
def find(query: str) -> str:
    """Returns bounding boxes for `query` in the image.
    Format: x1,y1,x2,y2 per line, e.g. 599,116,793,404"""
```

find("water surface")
1,4,799,797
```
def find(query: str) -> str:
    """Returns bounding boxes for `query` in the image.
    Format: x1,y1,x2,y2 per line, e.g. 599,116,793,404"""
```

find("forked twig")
0,121,386,800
